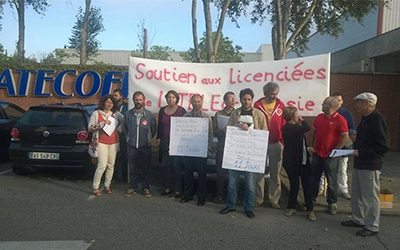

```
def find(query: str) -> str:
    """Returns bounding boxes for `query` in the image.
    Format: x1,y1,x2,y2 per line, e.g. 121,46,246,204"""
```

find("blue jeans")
310,154,339,204
226,170,257,211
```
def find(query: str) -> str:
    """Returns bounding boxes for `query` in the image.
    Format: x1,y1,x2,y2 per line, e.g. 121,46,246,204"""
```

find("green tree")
0,43,9,61
181,32,243,63
40,49,69,64
225,0,380,60
191,0,241,63
131,45,174,61
68,4,105,64
1,0,50,61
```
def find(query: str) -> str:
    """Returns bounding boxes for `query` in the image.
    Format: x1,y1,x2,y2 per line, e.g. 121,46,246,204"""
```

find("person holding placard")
157,90,187,199
180,94,213,206
220,88,267,219
254,82,285,209
213,91,236,204
282,107,316,221
89,94,124,197
124,91,157,198
308,97,348,215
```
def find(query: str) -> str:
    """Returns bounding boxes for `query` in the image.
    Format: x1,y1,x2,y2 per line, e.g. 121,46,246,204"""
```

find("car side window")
1,104,24,121
0,107,5,119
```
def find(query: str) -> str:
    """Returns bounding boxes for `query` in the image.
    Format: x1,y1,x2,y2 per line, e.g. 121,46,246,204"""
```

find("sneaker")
213,195,225,204
125,188,137,197
270,202,281,209
341,220,364,228
340,192,351,200
318,189,324,196
284,209,296,217
357,229,378,237
254,201,263,207
174,192,181,199
161,189,172,196
308,211,317,221
143,188,152,198
329,203,338,215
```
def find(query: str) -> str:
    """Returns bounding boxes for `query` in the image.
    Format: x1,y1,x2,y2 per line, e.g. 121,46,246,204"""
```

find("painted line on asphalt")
0,169,12,175
0,240,93,250
86,195,96,201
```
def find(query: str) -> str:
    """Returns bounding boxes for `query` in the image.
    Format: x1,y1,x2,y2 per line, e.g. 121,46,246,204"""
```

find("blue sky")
0,0,272,59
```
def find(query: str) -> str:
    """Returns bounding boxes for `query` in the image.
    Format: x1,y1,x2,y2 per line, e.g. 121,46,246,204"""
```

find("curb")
279,170,400,217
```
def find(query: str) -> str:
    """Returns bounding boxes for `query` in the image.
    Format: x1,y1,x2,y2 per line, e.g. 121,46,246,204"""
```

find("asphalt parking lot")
1,158,400,250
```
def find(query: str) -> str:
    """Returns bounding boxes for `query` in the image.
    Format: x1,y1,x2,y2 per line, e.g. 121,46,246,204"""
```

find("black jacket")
282,121,311,174
354,109,390,170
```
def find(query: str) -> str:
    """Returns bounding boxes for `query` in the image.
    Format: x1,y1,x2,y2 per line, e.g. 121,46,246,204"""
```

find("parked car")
9,103,97,175
0,101,25,160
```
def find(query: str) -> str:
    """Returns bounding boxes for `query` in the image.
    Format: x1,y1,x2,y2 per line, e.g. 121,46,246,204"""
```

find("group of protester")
87,83,390,238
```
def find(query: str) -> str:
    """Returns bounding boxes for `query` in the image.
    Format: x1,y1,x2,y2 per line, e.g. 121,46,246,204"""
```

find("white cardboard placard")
169,117,209,158
222,126,269,173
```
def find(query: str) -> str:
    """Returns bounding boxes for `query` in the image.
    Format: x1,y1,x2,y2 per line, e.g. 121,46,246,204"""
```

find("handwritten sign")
222,126,269,173
169,117,209,158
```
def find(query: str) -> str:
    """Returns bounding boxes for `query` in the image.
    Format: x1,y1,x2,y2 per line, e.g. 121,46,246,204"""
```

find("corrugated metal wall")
382,0,400,33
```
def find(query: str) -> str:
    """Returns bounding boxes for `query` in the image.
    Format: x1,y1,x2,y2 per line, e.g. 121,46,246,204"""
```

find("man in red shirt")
308,96,349,215
254,82,286,208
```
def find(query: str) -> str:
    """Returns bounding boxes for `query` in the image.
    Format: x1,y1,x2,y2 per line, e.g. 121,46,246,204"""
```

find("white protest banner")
222,126,269,174
129,54,330,116
169,117,209,158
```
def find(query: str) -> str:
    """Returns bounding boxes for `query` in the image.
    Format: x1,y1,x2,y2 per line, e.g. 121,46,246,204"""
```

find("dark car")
0,101,25,160
9,103,97,175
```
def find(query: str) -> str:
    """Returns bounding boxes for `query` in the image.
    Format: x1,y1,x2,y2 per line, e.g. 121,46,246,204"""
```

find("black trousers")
183,157,207,201
128,146,152,190
115,133,128,181
163,152,183,193
284,164,314,211
215,150,227,197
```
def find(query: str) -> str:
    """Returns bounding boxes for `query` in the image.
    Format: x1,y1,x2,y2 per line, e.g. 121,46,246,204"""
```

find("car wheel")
12,165,35,175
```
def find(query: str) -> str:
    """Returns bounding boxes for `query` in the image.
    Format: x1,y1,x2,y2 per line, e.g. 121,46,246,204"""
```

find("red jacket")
254,97,286,144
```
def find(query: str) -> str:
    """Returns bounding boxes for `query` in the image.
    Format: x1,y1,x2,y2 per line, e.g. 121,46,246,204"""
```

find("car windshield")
18,109,86,127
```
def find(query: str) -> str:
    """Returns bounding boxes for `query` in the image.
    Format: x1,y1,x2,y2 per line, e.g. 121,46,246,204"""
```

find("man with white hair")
342,93,390,237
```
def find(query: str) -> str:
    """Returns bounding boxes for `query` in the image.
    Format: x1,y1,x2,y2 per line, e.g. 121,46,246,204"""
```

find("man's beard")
135,103,143,109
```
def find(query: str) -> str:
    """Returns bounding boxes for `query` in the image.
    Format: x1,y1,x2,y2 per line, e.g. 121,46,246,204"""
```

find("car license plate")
29,152,60,160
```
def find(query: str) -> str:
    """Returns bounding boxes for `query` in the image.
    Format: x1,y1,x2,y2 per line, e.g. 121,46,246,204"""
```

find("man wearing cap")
342,93,389,237
254,82,285,209
308,96,349,215
332,92,356,200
